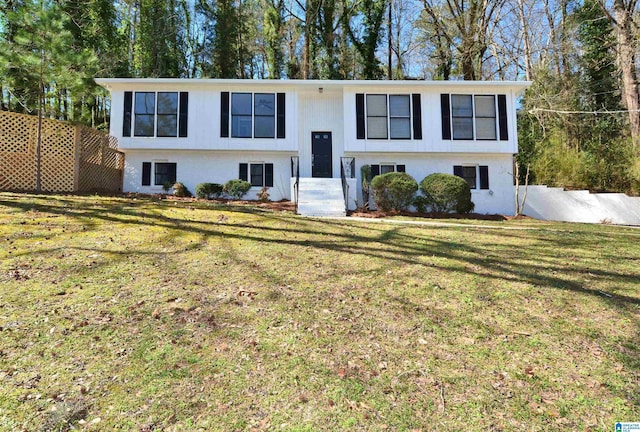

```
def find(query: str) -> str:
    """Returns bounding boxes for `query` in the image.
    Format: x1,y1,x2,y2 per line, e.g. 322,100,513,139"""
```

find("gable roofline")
95,78,531,93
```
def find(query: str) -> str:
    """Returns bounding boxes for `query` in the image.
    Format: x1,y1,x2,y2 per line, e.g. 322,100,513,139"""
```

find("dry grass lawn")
0,193,638,431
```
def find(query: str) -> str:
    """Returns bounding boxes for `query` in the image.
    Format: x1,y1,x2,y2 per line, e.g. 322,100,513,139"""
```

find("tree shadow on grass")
1,193,638,413
2,194,639,309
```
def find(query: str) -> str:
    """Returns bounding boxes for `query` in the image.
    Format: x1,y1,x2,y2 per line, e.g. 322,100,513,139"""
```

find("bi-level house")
96,79,530,216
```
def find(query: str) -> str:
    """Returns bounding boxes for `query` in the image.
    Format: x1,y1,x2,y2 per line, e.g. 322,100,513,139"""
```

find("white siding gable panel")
112,85,298,152
343,86,518,154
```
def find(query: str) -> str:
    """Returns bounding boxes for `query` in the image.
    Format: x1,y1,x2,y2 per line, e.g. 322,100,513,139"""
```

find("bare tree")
598,0,640,143
420,0,506,80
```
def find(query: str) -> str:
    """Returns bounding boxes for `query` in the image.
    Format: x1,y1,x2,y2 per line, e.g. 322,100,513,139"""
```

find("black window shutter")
441,94,451,140
411,94,422,139
356,94,365,139
168,163,177,184
371,165,380,177
396,164,406,173
142,162,151,186
239,163,248,181
453,165,463,178
123,91,132,137
179,92,188,137
265,163,274,187
479,165,489,189
277,93,286,138
497,94,508,140
221,92,230,138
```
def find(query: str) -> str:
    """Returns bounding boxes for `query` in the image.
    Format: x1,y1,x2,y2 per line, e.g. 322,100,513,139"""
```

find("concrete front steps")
297,178,347,217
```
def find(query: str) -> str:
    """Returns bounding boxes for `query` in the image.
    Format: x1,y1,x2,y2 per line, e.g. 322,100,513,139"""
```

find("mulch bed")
122,193,529,221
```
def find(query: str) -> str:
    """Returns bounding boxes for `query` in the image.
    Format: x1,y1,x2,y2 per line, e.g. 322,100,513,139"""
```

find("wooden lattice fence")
0,111,123,192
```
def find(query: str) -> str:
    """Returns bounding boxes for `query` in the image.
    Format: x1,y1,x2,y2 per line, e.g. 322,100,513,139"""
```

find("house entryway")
296,177,346,217
311,132,332,178
295,131,345,217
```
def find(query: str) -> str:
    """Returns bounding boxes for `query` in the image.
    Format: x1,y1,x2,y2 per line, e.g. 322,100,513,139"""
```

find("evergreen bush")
370,172,418,211
223,179,252,199
419,173,474,213
195,182,223,199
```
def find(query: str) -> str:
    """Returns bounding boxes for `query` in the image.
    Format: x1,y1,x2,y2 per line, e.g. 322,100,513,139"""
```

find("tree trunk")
303,0,311,79
387,0,392,79
614,0,640,142
543,0,561,76
517,0,533,81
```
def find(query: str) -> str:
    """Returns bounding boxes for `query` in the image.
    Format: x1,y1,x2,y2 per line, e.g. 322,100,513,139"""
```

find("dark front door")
312,132,332,178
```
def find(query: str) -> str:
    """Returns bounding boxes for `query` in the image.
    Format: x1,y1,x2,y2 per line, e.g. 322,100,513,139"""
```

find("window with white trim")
231,93,276,138
133,92,185,137
450,95,497,140
239,162,274,187
454,165,489,190
155,162,177,185
366,94,412,139
141,161,177,186
371,163,406,177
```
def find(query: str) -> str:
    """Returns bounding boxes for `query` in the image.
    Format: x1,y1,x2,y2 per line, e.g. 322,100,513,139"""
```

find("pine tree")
3,0,95,191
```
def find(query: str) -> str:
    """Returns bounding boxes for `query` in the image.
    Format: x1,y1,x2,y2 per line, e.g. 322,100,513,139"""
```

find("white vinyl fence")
522,185,640,225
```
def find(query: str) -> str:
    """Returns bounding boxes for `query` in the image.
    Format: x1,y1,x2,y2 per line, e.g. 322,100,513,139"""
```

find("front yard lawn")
0,193,638,430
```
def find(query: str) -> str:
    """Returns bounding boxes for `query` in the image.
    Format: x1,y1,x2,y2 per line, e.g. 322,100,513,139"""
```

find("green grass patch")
0,192,638,430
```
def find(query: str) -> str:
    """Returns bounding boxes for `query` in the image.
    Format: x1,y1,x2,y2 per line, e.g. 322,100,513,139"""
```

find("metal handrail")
291,156,300,206
340,157,355,212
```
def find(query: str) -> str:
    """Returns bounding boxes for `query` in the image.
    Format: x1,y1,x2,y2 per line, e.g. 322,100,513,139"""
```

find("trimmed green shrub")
413,195,428,213
419,173,474,213
172,182,192,197
195,182,223,199
223,179,252,199
370,172,418,211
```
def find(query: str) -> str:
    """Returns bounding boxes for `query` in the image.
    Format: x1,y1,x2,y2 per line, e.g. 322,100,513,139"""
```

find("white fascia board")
94,78,531,94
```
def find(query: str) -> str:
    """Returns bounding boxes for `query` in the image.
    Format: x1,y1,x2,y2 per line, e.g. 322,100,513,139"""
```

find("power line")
529,107,640,115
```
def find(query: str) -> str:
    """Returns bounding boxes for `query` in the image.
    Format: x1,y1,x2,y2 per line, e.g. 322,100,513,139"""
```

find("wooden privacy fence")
0,110,124,192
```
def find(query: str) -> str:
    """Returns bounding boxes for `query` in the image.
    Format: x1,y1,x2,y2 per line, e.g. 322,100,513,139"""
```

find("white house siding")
96,79,530,215
296,88,345,178
122,150,294,201
342,85,518,154
351,153,516,215
108,82,299,153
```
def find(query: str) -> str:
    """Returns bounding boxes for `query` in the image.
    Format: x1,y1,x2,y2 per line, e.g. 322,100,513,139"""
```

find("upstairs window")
231,93,253,138
356,94,422,140
450,95,496,140
366,95,389,139
123,91,188,138
156,92,179,137
254,93,276,138
389,95,411,139
364,94,412,139
441,94,507,141
134,92,156,137
222,92,285,139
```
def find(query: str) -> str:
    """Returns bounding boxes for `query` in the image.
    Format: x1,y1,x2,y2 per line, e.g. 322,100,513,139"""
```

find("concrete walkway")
309,215,640,231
